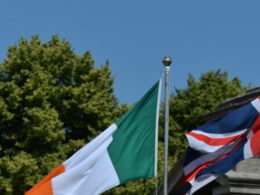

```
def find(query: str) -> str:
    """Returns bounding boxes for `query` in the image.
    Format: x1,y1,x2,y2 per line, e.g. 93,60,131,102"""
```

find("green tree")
0,35,124,194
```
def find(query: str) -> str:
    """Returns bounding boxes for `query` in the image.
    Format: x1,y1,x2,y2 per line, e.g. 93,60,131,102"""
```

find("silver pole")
162,54,172,195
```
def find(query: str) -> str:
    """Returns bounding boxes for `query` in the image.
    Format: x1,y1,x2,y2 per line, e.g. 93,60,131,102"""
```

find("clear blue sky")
1,0,259,104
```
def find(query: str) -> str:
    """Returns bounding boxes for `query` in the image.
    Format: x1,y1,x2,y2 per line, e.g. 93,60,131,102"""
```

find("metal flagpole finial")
162,54,172,67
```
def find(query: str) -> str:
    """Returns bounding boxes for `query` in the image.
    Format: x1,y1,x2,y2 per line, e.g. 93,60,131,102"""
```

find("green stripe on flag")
108,81,160,184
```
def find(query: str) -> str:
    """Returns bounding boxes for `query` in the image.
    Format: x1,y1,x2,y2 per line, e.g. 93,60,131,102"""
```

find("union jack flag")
182,97,260,194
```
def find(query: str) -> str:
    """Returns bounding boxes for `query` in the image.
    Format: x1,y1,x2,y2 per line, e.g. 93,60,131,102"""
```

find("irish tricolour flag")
26,81,161,195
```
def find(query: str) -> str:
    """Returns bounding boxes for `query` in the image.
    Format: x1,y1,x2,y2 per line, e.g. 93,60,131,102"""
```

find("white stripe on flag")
186,134,224,153
184,138,241,175
63,124,117,169
243,130,254,159
186,129,248,153
191,129,248,139
252,98,260,113
188,174,218,195
52,124,120,195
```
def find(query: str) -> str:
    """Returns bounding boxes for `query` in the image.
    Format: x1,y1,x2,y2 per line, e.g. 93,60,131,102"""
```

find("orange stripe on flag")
26,164,65,195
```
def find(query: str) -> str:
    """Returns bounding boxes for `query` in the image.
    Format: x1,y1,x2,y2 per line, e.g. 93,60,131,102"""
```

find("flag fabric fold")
26,80,161,195
182,97,260,194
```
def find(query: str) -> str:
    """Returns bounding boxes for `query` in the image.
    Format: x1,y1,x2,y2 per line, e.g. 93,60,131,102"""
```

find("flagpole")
162,54,172,195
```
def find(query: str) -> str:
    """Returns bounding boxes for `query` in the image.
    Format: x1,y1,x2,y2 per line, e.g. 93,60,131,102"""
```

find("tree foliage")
0,35,125,194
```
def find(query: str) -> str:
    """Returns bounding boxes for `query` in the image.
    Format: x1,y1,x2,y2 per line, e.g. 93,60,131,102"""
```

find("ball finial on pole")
162,54,172,67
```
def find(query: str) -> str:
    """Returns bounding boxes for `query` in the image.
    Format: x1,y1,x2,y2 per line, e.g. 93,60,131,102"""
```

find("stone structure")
154,86,260,195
